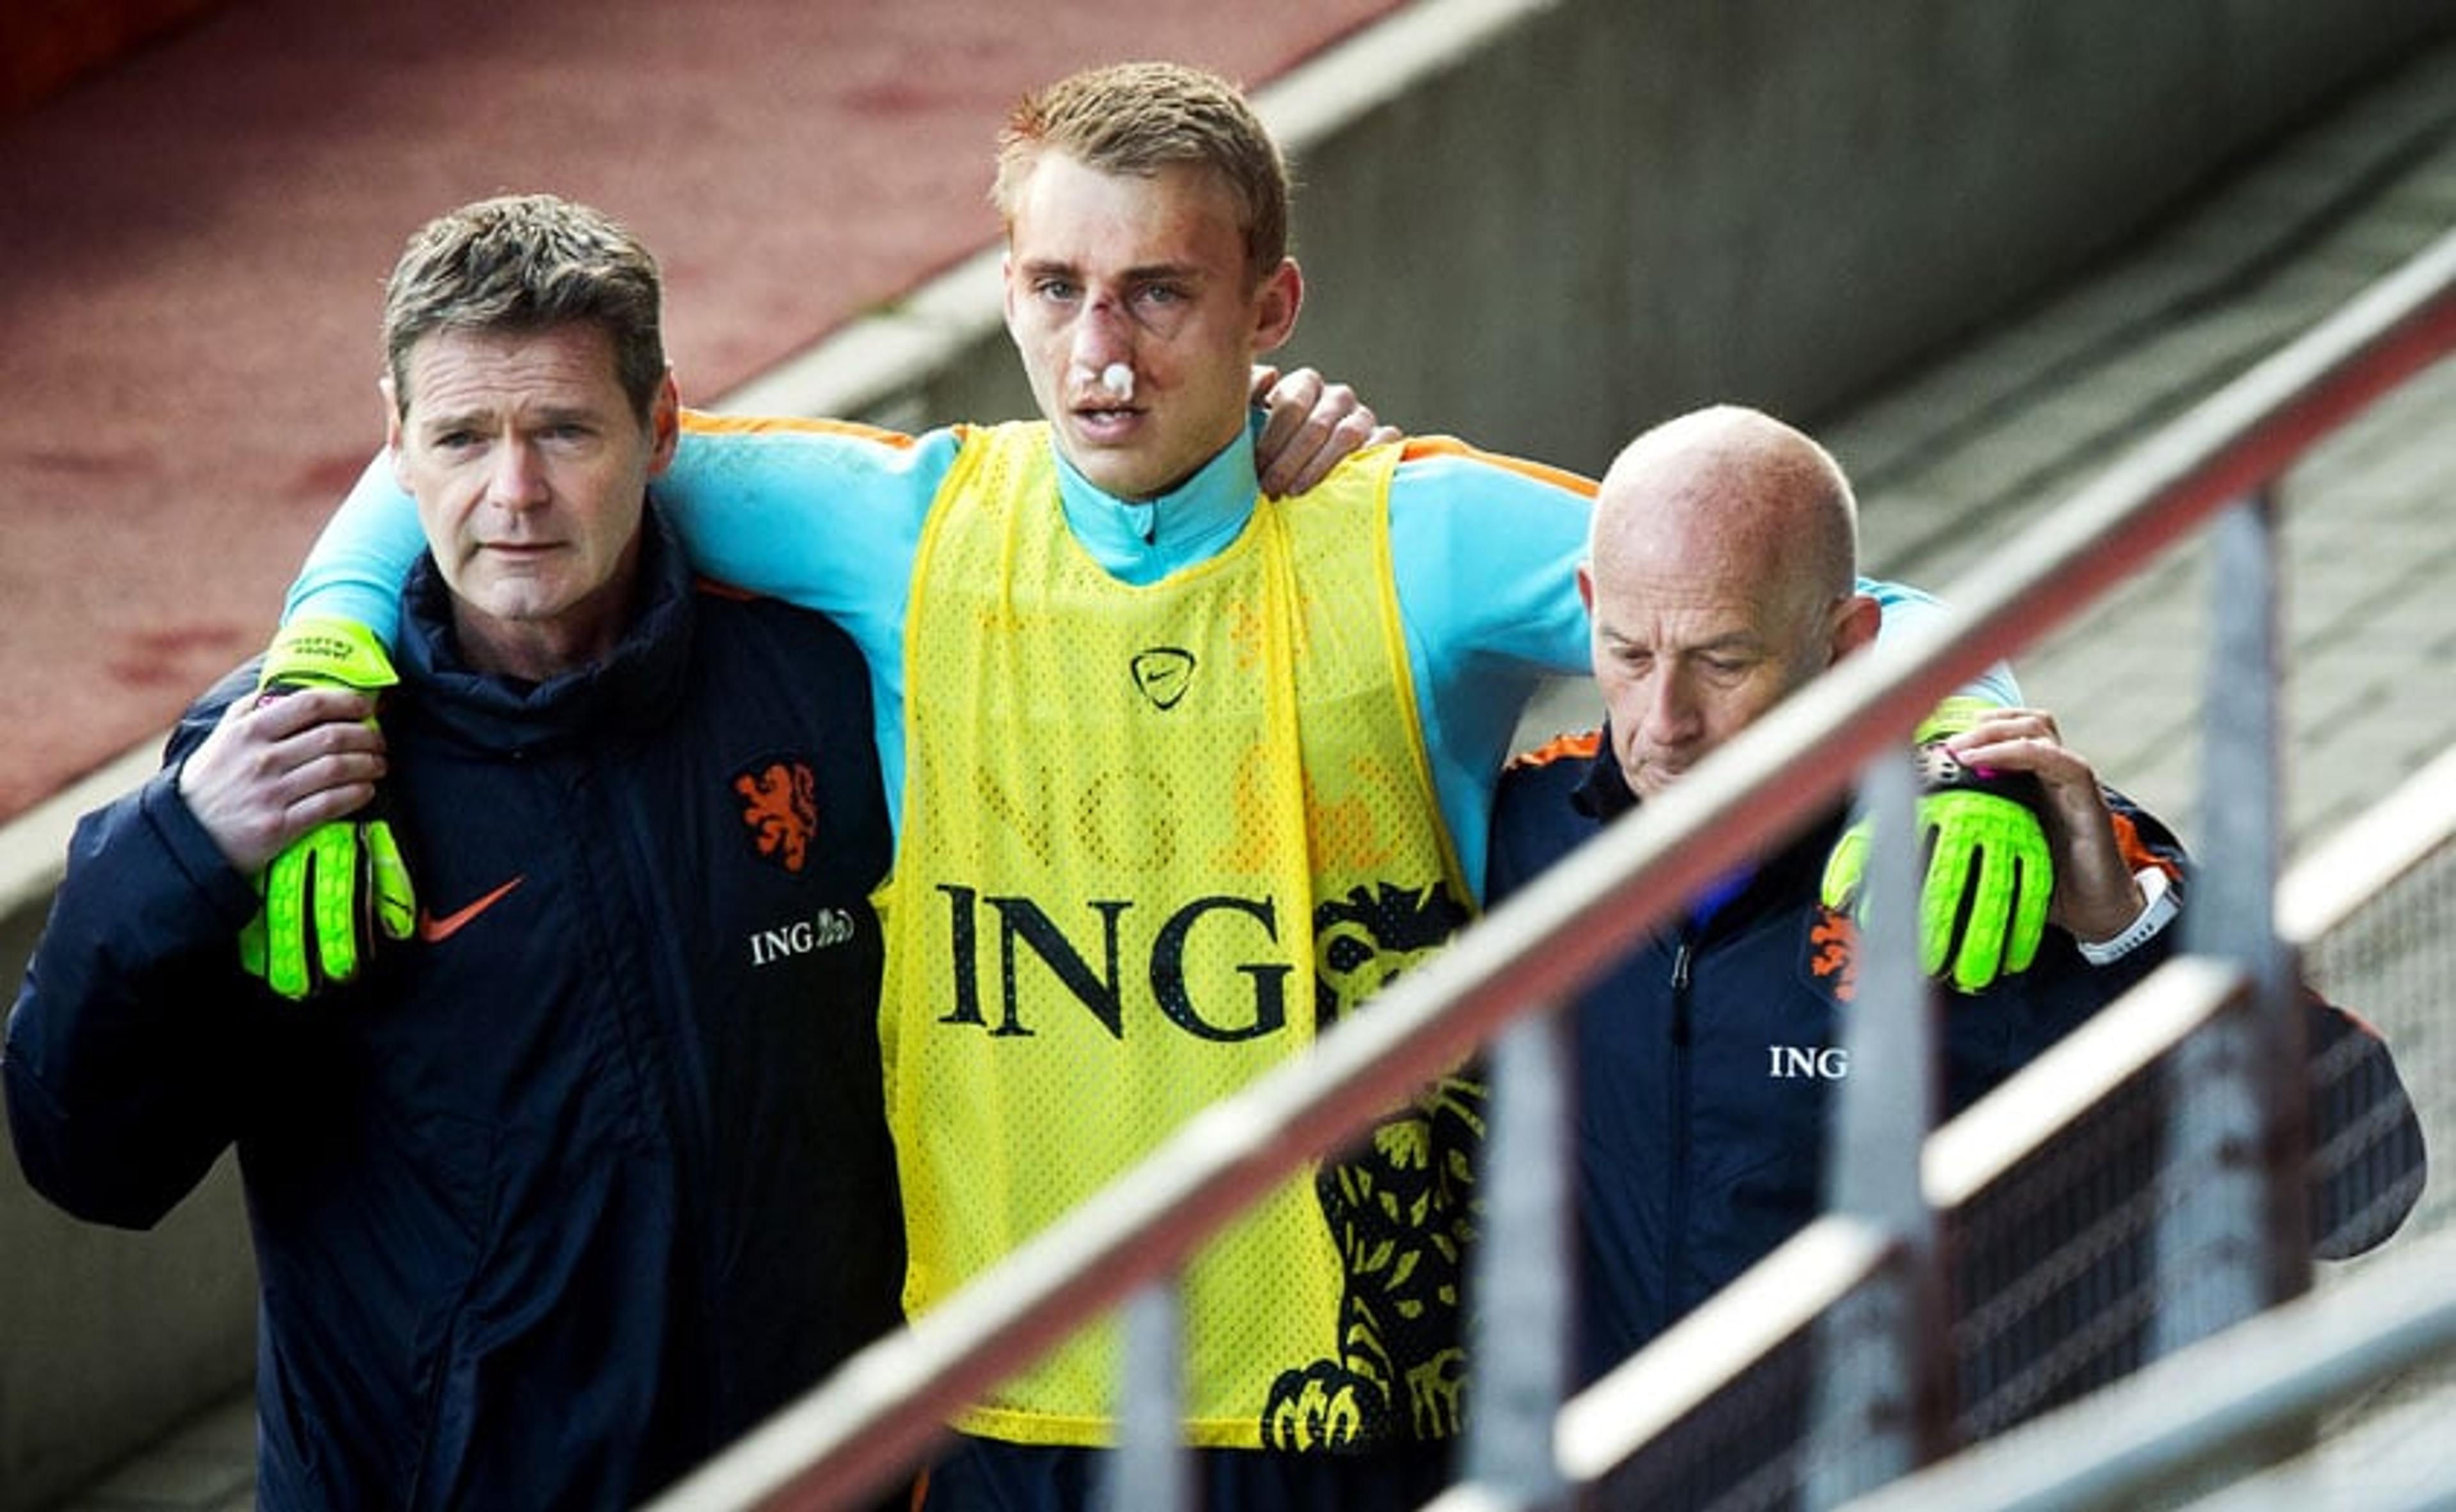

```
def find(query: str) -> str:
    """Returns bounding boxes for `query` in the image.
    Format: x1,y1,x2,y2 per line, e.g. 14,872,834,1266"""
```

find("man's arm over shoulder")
1863,579,2024,708
282,452,428,644
1387,439,1596,682
4,672,282,1228
656,414,957,644
1365,441,1593,902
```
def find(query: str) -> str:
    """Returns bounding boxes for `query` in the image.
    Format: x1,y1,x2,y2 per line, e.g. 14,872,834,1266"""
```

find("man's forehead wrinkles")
1606,627,1766,655
412,390,595,421
1600,590,1770,641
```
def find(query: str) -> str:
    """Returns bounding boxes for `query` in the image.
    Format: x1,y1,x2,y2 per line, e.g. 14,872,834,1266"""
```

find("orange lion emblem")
1809,906,1859,1004
734,760,818,873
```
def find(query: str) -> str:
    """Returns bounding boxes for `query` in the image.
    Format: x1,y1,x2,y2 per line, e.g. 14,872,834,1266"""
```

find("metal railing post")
1460,1005,1575,1510
1098,1280,1189,1512
2161,489,2310,1368
1807,753,1944,1506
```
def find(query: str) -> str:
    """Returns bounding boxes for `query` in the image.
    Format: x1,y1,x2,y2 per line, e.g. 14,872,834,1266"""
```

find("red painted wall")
3,0,227,117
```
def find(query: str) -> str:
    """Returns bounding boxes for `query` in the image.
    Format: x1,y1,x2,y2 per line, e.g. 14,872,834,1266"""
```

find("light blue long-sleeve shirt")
286,413,2004,898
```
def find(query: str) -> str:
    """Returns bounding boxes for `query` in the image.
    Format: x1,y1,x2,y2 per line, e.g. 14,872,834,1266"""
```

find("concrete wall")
746,0,2453,475
8,0,2451,1505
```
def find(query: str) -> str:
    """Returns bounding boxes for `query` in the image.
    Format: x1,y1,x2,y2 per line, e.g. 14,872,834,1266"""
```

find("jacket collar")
1050,413,1264,587
1568,719,1853,933
1569,721,1640,821
396,500,695,750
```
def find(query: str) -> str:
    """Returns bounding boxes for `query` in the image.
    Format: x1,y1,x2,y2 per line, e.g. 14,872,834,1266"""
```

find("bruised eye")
1129,282,1199,335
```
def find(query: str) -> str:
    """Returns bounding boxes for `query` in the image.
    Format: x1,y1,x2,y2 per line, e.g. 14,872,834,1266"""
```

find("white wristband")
2076,865,2178,965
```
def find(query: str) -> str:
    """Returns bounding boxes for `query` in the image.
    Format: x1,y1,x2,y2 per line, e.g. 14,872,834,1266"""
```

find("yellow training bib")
881,423,1476,1449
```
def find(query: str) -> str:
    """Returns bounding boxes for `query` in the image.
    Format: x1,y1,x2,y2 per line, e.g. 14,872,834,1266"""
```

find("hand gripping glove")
1820,698,2055,994
237,618,416,1000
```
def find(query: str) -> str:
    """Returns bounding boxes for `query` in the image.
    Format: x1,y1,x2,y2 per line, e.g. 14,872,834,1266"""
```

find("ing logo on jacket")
734,759,818,874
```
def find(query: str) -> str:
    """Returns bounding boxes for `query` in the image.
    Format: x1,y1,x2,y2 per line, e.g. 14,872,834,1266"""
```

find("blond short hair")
991,60,1291,286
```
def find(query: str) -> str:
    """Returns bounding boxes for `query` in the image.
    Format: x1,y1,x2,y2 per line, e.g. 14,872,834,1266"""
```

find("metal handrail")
1831,1224,2456,1512
1546,1215,1898,1487
2275,741,2456,946
649,224,2456,1512
1923,955,2250,1210
1540,950,2253,1491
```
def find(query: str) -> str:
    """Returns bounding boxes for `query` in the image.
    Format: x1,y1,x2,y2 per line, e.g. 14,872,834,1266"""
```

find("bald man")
1482,408,2422,1505
1488,404,2201,1389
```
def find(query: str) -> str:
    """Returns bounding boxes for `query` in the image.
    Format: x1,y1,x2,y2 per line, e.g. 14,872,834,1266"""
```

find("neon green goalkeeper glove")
1820,698,2054,994
237,617,417,1000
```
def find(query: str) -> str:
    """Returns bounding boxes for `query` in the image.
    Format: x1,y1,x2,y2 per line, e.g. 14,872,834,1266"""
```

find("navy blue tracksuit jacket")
6,510,905,1510
1487,727,2419,1393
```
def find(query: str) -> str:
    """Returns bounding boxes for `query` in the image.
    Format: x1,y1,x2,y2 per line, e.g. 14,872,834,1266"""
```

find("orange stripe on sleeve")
1400,435,1598,498
679,407,928,449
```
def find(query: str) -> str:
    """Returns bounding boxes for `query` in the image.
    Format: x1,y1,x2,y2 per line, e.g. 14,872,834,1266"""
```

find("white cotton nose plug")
1099,362,1135,402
